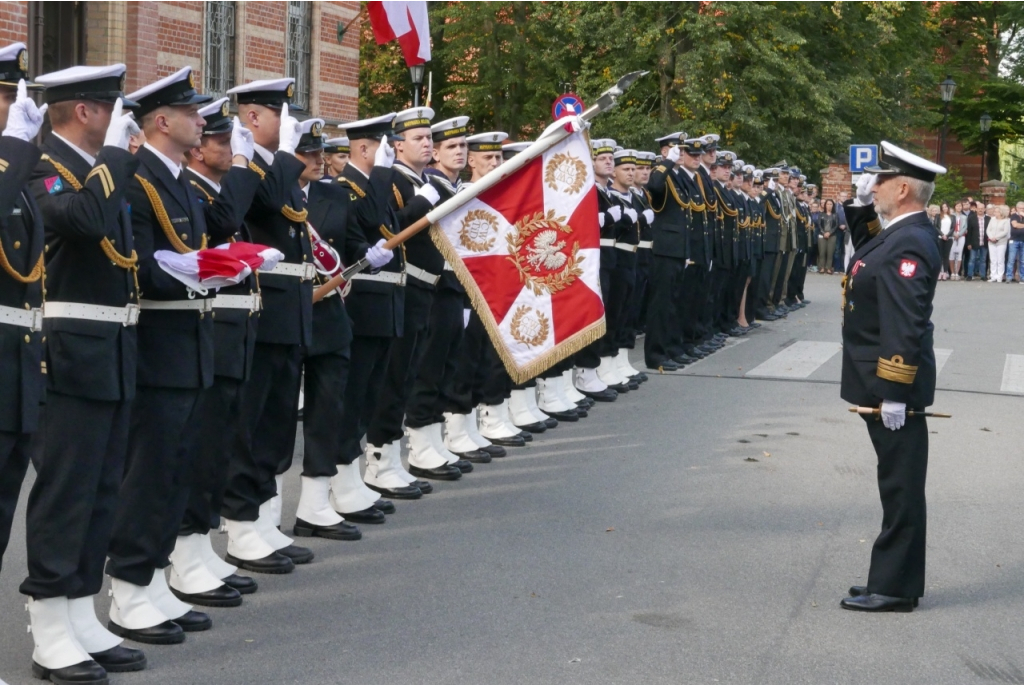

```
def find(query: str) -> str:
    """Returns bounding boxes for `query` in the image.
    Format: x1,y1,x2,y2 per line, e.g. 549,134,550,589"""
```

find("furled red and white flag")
367,1,431,66
431,129,605,383
155,242,283,294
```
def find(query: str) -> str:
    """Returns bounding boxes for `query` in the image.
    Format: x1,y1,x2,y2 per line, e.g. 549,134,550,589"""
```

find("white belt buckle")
125,304,140,326
202,298,214,313
302,263,316,281
252,292,262,312
30,308,43,332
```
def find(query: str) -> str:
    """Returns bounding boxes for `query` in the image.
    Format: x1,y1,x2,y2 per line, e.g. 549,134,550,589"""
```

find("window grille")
204,1,236,97
286,1,312,110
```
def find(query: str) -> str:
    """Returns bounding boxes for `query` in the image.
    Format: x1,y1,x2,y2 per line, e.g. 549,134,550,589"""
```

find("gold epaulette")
337,177,366,199
134,174,207,254
189,179,215,204
248,161,266,180
877,355,917,384
281,205,308,223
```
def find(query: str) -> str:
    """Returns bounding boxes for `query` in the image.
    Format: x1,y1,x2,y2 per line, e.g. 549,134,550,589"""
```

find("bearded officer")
219,77,314,572
105,66,214,643
840,142,944,613
21,62,146,680
169,97,262,606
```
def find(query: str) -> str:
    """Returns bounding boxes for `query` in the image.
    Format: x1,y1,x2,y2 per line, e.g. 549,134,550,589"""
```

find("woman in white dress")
986,204,1011,282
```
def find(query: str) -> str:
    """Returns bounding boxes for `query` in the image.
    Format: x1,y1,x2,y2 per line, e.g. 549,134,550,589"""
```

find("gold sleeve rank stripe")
85,164,115,199
877,355,918,384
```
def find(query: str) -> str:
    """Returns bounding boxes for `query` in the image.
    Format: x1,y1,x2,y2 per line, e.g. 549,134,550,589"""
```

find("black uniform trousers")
447,309,487,415
339,335,392,462
755,252,776,314
680,263,707,348
106,387,202,586
604,258,636,354
862,414,928,599
22,395,129,598
406,287,464,428
179,377,244,536
630,251,652,338
644,255,686,365
221,343,301,522
366,285,433,447
0,430,32,579
479,340,512,406
709,265,733,333
787,250,807,303
299,349,350,477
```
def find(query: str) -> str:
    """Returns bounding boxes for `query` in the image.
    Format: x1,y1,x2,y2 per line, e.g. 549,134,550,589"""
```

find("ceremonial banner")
431,130,605,383
367,1,431,66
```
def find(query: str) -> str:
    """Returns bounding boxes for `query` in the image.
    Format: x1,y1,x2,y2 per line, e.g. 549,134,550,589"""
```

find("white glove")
880,400,906,431
3,80,46,142
642,208,655,224
598,213,605,228
767,179,776,191
463,309,471,329
415,182,440,206
278,102,300,155
539,115,584,140
230,116,254,162
373,135,395,168
856,173,877,206
100,97,139,150
607,205,622,222
666,145,681,163
623,207,638,223
365,238,394,269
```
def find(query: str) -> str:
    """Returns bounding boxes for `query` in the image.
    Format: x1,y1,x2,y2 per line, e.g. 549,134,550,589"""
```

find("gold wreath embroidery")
510,304,550,347
458,209,498,253
505,209,584,296
543,153,587,194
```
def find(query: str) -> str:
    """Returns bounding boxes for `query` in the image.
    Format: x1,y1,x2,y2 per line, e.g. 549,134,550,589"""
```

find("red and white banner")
155,243,283,293
432,130,605,382
367,1,431,66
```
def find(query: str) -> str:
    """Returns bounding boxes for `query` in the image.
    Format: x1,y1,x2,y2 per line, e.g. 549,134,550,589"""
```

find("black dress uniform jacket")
128,146,214,389
0,137,44,433
32,136,139,402
306,181,356,357
762,189,783,254
678,169,711,266
841,205,940,408
392,162,442,295
336,163,405,338
245,151,313,347
188,166,262,380
645,164,690,260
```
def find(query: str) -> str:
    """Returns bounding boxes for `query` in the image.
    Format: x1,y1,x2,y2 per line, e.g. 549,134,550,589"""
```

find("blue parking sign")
849,145,878,172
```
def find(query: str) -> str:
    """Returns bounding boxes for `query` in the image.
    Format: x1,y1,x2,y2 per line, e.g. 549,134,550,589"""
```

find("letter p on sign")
849,145,878,173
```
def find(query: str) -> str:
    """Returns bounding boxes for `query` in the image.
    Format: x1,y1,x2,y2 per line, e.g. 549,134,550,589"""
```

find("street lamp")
938,75,956,166
979,112,992,184
409,64,426,107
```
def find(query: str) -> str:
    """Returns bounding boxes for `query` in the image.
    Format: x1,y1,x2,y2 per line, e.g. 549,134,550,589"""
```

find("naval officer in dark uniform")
839,141,945,613
106,66,214,643
24,63,147,680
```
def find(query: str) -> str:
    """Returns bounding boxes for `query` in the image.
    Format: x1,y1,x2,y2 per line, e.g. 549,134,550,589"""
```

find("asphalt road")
2,272,1024,685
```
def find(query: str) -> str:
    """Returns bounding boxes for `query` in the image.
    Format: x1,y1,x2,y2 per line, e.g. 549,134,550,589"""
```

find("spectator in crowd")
1007,201,1024,283
836,189,851,272
816,198,838,274
937,202,954,280
950,201,967,280
986,204,1010,282
965,201,987,281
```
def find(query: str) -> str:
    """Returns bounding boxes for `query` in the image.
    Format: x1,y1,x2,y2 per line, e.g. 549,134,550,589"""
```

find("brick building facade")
0,1,360,124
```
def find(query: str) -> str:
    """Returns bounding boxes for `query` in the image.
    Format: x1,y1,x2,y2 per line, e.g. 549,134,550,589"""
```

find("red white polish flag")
367,1,431,67
431,130,606,383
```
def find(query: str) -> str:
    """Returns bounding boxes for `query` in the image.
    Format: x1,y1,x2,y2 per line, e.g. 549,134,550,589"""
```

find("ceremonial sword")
848,407,952,418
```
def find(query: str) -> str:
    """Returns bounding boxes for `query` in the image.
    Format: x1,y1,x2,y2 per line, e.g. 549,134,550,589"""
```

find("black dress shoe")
339,506,387,524
413,479,434,493
486,434,526,447
459,449,492,463
224,551,294,574
543,417,559,429
409,463,463,480
839,594,914,612
675,354,698,364
276,544,314,564
365,482,422,500
293,518,362,540
222,573,258,595
749,322,762,328
648,360,678,371
518,430,533,442
108,620,185,645
576,396,595,408
574,406,588,418
90,645,147,673
848,585,918,607
374,499,396,514
545,409,579,421
580,387,617,401
32,659,109,684
631,372,649,383
607,382,630,393
516,421,547,433
626,380,640,390
171,583,242,608
684,347,706,359
801,299,812,305
171,610,212,633
453,458,474,473
480,444,507,457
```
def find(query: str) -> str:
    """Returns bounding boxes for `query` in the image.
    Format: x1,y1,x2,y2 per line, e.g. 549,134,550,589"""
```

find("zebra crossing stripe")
746,341,841,379
1000,354,1024,394
934,348,952,376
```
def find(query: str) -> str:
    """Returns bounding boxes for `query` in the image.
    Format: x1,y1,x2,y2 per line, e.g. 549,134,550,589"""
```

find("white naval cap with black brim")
864,140,947,182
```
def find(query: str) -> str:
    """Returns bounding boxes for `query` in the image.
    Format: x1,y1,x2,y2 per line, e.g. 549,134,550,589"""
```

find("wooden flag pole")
848,407,952,418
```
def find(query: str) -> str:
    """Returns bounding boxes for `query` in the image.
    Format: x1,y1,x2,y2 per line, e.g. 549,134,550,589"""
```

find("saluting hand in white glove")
373,135,395,168
856,173,877,207
278,102,301,155
3,79,47,142
666,145,681,164
102,97,139,151
230,116,254,163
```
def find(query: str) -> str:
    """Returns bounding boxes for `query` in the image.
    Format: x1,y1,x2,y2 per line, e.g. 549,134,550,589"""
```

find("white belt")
351,271,406,286
599,238,615,247
638,240,653,249
406,263,440,286
443,262,454,271
44,301,139,326
0,304,43,331
265,262,316,280
615,243,638,253
213,293,262,312
139,298,213,312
